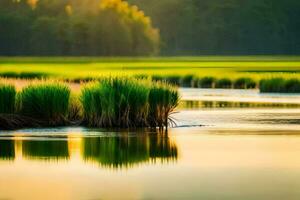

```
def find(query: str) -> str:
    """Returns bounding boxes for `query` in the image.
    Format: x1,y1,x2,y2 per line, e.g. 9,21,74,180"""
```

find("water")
1,88,300,200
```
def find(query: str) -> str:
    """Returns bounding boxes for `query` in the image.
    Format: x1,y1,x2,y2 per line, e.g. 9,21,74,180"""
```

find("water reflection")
83,135,178,168
0,133,178,169
0,140,15,160
181,100,300,109
22,140,70,161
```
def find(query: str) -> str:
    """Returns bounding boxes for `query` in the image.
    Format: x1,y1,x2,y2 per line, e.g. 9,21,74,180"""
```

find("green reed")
260,78,300,93
18,82,71,125
81,77,179,128
234,77,257,89
0,84,16,114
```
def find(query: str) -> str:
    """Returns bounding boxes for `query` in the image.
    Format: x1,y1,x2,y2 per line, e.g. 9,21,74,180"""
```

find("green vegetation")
148,83,179,129
234,77,257,89
81,77,179,128
0,78,179,129
22,140,70,160
0,0,158,56
0,72,49,79
1,1,300,55
1,56,300,82
1,57,300,92
83,135,177,168
0,84,16,114
260,78,300,93
129,0,300,55
18,83,71,125
0,140,15,160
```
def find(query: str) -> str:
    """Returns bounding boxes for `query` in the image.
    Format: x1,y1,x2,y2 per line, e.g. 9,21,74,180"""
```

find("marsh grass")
152,75,181,86
18,82,71,125
234,77,257,89
0,84,16,114
0,72,49,79
148,82,179,129
260,78,300,93
0,77,179,129
81,78,149,127
181,75,194,87
215,78,232,88
81,77,179,129
198,77,215,88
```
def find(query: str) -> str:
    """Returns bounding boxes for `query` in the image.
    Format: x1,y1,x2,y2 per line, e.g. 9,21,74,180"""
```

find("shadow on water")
82,134,178,169
0,140,15,160
22,140,70,161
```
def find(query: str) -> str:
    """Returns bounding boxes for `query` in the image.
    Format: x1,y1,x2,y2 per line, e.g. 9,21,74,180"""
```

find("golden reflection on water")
2,130,300,199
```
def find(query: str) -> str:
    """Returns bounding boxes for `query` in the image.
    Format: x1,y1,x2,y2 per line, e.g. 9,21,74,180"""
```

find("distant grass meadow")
1,56,300,92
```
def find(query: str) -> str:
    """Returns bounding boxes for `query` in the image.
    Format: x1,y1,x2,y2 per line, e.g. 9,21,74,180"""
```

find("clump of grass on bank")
0,84,16,114
180,75,194,87
215,78,232,88
81,78,149,127
81,77,179,129
198,77,215,88
234,77,257,89
18,82,71,125
148,82,179,129
152,75,181,86
260,78,300,93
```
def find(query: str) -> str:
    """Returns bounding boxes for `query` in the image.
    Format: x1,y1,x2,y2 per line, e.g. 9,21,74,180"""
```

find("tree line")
1,0,300,56
0,0,159,56
129,0,300,55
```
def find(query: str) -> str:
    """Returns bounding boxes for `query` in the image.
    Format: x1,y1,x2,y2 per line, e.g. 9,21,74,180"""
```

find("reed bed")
0,77,179,130
260,78,300,93
0,72,49,79
18,83,71,125
81,77,179,129
0,84,16,114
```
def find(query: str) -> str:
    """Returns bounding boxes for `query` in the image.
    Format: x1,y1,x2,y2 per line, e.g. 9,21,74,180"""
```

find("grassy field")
1,56,300,81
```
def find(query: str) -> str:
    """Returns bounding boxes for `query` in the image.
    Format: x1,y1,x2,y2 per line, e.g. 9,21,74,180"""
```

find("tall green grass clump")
148,82,179,129
152,75,181,86
198,77,215,88
81,77,179,128
18,83,71,125
260,78,300,93
81,78,150,127
234,77,257,89
215,78,232,88
180,75,194,87
0,84,16,114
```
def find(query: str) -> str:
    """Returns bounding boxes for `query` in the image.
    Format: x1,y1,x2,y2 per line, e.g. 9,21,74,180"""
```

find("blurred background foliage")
0,0,300,56
0,0,159,56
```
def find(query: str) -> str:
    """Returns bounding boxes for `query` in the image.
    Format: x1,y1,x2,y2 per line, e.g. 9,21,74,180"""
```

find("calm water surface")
1,89,300,200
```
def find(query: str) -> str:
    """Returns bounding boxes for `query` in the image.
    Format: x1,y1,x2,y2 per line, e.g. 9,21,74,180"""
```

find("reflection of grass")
82,135,178,169
22,140,69,160
0,140,15,160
